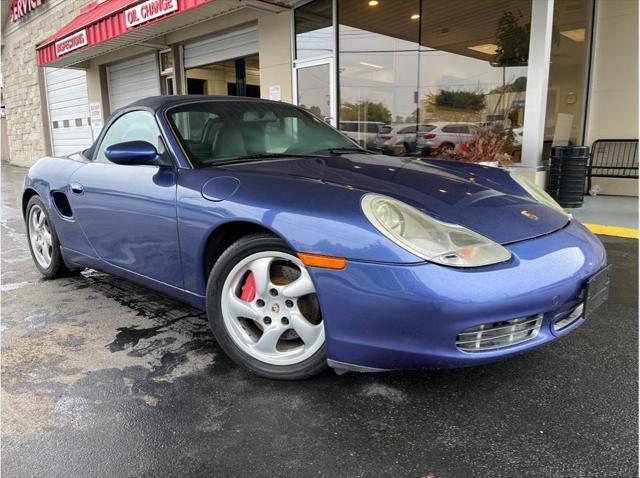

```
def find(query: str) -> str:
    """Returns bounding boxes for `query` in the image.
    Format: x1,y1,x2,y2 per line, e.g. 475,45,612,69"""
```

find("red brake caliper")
240,272,256,302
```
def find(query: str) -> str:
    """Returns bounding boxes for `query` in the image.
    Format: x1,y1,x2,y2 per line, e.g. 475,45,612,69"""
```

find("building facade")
1,0,637,194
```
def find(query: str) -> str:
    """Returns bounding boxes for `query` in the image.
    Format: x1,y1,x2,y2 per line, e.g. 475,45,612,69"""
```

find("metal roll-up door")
183,25,258,69
45,68,94,156
107,53,160,111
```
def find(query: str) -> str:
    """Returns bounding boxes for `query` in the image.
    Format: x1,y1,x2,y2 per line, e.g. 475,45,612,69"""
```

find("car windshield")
418,125,437,133
168,101,359,167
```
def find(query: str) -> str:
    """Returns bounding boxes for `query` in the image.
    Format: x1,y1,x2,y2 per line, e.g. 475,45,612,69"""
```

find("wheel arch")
22,188,39,219
202,220,293,286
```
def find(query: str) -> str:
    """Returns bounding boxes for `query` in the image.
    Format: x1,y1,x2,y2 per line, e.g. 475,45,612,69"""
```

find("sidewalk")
567,195,638,238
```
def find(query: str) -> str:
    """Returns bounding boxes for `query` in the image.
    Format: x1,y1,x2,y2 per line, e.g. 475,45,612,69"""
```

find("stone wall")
1,0,88,167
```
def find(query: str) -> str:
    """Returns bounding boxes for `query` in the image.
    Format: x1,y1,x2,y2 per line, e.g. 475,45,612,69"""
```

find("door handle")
70,183,84,194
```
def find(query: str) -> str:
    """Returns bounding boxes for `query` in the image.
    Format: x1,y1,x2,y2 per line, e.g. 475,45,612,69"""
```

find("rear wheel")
206,233,326,380
25,196,78,279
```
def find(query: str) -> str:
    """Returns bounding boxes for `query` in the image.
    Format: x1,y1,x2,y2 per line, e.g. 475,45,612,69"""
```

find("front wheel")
206,233,327,380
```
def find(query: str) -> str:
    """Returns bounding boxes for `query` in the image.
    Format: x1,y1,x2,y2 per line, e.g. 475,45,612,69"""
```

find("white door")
107,53,160,111
45,68,93,156
183,25,258,68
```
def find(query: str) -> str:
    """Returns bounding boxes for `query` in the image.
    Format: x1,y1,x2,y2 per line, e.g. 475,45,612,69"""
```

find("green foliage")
340,101,392,123
489,76,527,94
435,90,486,112
495,11,530,66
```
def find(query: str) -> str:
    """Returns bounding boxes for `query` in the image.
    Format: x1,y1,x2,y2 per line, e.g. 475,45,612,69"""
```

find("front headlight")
510,172,571,217
361,194,512,267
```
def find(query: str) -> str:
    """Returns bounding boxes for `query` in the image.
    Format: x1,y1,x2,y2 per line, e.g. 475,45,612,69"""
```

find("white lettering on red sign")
124,0,178,29
55,30,88,57
9,0,45,22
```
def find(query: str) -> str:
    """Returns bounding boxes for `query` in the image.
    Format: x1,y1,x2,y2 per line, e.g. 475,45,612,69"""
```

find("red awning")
36,0,214,66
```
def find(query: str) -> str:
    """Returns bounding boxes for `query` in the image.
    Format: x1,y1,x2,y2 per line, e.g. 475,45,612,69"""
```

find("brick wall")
1,0,88,167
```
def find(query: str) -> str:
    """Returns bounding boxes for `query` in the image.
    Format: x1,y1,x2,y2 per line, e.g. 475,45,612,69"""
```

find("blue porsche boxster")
23,96,610,379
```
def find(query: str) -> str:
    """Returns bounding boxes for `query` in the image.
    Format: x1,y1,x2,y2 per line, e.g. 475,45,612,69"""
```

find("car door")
399,125,418,150
68,110,183,288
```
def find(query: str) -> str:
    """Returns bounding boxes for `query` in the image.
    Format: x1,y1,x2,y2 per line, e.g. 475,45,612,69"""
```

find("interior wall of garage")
1,0,88,167
585,0,638,196
186,61,261,95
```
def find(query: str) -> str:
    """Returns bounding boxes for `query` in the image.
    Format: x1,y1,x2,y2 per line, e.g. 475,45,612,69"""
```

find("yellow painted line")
584,223,639,239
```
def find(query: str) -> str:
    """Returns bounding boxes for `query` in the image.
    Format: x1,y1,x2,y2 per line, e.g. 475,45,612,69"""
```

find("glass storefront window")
544,0,592,149
295,0,334,60
338,0,420,149
335,0,532,159
418,0,531,162
297,63,332,119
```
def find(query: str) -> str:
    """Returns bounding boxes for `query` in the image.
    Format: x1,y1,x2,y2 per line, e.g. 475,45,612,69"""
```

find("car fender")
177,169,423,295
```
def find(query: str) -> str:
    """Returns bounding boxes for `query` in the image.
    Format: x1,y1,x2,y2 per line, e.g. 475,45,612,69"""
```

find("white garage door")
183,25,258,68
107,53,160,111
45,68,94,156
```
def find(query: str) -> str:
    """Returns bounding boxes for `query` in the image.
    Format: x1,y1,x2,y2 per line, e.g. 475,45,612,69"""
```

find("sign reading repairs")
55,29,88,57
125,0,178,29
9,0,46,22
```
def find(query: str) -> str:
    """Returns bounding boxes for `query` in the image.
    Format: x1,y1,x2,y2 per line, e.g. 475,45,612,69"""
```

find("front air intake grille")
456,314,543,352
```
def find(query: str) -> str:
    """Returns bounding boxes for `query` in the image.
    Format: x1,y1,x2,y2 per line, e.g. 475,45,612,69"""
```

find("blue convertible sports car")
23,96,610,379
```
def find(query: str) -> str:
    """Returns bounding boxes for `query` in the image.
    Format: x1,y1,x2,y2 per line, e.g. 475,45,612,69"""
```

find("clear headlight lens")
510,172,571,217
361,194,512,267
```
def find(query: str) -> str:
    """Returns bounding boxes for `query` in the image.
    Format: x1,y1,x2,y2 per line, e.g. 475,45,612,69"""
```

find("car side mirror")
105,141,160,166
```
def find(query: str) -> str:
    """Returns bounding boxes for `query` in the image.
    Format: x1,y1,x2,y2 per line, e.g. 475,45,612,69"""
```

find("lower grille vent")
456,314,543,352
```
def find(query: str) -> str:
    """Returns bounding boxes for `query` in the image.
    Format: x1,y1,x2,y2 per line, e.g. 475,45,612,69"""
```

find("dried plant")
439,127,513,168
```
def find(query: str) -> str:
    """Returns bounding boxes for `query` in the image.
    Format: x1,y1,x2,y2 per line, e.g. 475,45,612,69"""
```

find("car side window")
367,123,381,134
399,126,417,134
94,110,161,163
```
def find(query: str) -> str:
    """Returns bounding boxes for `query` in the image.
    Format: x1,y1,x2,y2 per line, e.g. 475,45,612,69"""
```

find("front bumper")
310,221,607,370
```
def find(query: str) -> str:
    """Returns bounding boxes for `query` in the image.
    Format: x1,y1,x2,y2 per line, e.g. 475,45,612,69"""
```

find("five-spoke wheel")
25,195,78,279
207,233,326,379
28,204,53,269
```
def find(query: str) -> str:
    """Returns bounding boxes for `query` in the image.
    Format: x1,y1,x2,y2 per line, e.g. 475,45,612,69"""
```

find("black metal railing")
587,139,639,191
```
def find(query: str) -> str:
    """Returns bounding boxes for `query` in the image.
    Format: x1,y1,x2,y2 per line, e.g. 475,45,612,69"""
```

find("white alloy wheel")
28,204,53,269
220,251,325,366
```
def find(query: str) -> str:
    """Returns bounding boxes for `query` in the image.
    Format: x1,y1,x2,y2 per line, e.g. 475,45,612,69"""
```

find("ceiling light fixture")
368,0,379,6
560,28,585,42
359,61,384,69
410,13,420,20
467,43,499,55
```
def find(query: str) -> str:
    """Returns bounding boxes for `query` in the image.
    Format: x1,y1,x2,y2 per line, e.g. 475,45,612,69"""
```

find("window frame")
92,108,171,166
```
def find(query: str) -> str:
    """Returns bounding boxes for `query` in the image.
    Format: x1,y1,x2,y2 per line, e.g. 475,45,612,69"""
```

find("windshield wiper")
213,153,315,165
237,153,317,160
312,147,373,155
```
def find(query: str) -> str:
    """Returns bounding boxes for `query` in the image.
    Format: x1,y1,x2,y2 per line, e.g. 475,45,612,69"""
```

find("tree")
435,90,486,112
340,101,392,123
489,76,527,94
495,11,530,66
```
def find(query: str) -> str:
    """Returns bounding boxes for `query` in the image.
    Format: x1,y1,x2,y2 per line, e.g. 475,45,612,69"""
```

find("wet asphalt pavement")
1,161,637,477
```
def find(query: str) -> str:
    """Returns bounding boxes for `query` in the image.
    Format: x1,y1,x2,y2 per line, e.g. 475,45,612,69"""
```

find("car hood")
220,154,569,245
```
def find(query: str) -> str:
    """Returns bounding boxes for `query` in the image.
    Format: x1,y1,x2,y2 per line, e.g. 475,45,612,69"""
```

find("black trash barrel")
546,146,589,208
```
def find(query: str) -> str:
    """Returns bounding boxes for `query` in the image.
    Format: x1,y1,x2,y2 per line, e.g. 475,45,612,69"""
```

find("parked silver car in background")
416,122,478,155
339,121,385,149
374,123,432,156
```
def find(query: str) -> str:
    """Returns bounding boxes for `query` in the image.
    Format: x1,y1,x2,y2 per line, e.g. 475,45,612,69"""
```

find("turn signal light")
298,253,346,270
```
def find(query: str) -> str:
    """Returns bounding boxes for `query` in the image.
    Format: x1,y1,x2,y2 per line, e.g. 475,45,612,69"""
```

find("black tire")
206,233,327,380
25,195,80,279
